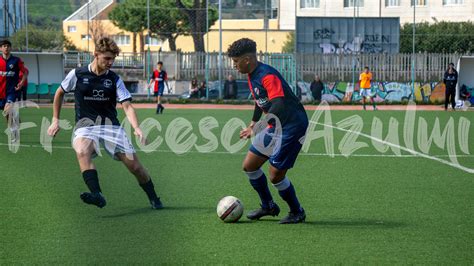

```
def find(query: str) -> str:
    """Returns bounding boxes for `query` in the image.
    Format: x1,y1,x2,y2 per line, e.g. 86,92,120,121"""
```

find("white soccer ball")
216,196,244,223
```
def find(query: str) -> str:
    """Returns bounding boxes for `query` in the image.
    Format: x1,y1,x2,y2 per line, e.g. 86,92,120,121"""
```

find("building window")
411,0,427,6
385,0,400,6
81,34,91,40
301,0,319,8
68,26,77,32
443,0,463,4
113,35,130,45
145,35,162,45
344,0,364,7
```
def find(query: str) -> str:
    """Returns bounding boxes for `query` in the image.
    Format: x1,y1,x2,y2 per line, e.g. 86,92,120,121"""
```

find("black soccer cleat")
279,208,306,224
246,202,280,220
150,197,163,209
80,192,106,208
159,105,165,114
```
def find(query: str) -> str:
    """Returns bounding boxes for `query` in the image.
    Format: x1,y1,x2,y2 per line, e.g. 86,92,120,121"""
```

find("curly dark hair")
227,38,257,57
95,37,120,56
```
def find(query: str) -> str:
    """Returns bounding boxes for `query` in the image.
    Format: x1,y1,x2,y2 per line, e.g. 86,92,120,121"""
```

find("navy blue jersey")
247,62,306,126
61,65,132,126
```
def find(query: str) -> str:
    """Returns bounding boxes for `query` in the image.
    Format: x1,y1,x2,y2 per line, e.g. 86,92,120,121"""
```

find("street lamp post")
218,0,223,98
25,0,28,52
412,1,416,98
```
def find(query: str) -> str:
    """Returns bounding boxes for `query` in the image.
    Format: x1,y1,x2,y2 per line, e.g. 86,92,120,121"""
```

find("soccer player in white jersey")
47,37,163,209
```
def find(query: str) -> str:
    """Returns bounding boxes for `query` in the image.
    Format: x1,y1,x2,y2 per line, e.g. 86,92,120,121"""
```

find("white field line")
1,142,473,159
316,122,474,174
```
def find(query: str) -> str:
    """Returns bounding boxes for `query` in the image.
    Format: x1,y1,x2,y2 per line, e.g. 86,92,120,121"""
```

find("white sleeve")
116,77,132,103
61,69,77,92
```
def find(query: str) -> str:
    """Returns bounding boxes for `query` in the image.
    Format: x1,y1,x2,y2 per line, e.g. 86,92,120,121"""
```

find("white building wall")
279,0,473,30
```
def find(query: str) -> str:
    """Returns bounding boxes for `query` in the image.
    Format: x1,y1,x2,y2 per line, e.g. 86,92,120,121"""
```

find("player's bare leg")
73,138,106,208
370,96,377,110
243,151,280,220
157,95,164,114
117,152,163,209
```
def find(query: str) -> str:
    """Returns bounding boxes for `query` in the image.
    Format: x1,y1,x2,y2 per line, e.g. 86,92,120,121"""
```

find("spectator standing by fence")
310,74,323,102
224,74,237,99
443,63,458,111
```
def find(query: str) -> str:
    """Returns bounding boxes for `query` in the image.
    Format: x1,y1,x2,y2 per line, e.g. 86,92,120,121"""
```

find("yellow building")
63,0,291,53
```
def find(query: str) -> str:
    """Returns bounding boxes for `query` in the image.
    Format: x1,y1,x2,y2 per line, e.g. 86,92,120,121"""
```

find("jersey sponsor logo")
0,71,15,77
93,89,104,97
103,79,112,88
84,89,110,101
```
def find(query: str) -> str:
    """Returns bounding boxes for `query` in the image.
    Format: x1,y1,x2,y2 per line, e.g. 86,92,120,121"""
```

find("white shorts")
360,88,372,97
73,125,135,160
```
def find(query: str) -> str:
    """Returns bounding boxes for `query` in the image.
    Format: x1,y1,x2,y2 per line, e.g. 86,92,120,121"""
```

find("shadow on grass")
100,205,214,218
304,219,405,228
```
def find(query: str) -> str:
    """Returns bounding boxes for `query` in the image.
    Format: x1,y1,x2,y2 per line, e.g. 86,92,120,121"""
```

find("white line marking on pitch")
316,122,474,174
1,143,473,160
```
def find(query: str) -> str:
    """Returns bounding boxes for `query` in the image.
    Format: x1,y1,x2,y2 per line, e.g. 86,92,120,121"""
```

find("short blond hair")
95,37,120,56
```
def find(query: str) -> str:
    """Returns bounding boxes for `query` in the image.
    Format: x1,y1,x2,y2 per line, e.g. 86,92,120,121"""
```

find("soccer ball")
216,196,244,223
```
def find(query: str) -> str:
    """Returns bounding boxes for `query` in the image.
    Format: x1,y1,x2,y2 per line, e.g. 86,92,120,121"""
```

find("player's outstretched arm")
48,88,65,137
122,101,145,144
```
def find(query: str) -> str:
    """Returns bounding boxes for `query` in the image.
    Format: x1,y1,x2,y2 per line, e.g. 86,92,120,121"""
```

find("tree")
109,0,149,54
400,21,474,53
10,25,77,51
89,19,110,45
149,1,191,51
281,32,295,53
109,0,217,52
175,0,218,52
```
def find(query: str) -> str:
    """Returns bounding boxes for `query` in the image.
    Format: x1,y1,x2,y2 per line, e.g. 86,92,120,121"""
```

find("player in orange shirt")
359,66,376,110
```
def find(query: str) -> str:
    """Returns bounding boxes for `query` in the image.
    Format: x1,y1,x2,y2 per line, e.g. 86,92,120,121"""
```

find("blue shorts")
0,93,17,110
249,119,309,170
154,86,165,97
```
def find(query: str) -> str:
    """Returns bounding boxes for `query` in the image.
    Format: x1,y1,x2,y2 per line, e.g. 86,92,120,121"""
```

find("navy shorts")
0,93,17,110
154,86,165,97
249,119,309,170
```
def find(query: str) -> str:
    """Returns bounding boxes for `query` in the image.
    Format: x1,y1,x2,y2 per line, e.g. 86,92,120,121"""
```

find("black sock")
82,169,101,193
140,179,159,201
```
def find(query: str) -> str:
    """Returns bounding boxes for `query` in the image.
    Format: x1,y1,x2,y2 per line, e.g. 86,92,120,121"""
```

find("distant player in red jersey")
147,61,169,114
0,39,28,142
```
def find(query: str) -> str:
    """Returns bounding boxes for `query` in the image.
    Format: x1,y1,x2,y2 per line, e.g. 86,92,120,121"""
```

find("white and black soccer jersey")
61,64,132,126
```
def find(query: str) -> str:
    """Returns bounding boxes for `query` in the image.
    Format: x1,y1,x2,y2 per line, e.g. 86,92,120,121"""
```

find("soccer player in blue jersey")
47,37,163,210
0,39,28,142
228,38,308,224
147,61,169,114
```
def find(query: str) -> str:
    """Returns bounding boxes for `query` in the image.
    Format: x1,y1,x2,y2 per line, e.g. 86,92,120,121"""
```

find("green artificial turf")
1,107,473,264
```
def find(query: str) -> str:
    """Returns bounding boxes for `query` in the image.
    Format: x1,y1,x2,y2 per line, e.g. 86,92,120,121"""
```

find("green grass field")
1,107,473,264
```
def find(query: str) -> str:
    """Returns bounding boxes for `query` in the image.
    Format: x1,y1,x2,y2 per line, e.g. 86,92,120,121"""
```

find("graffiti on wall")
298,81,447,103
314,28,391,54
